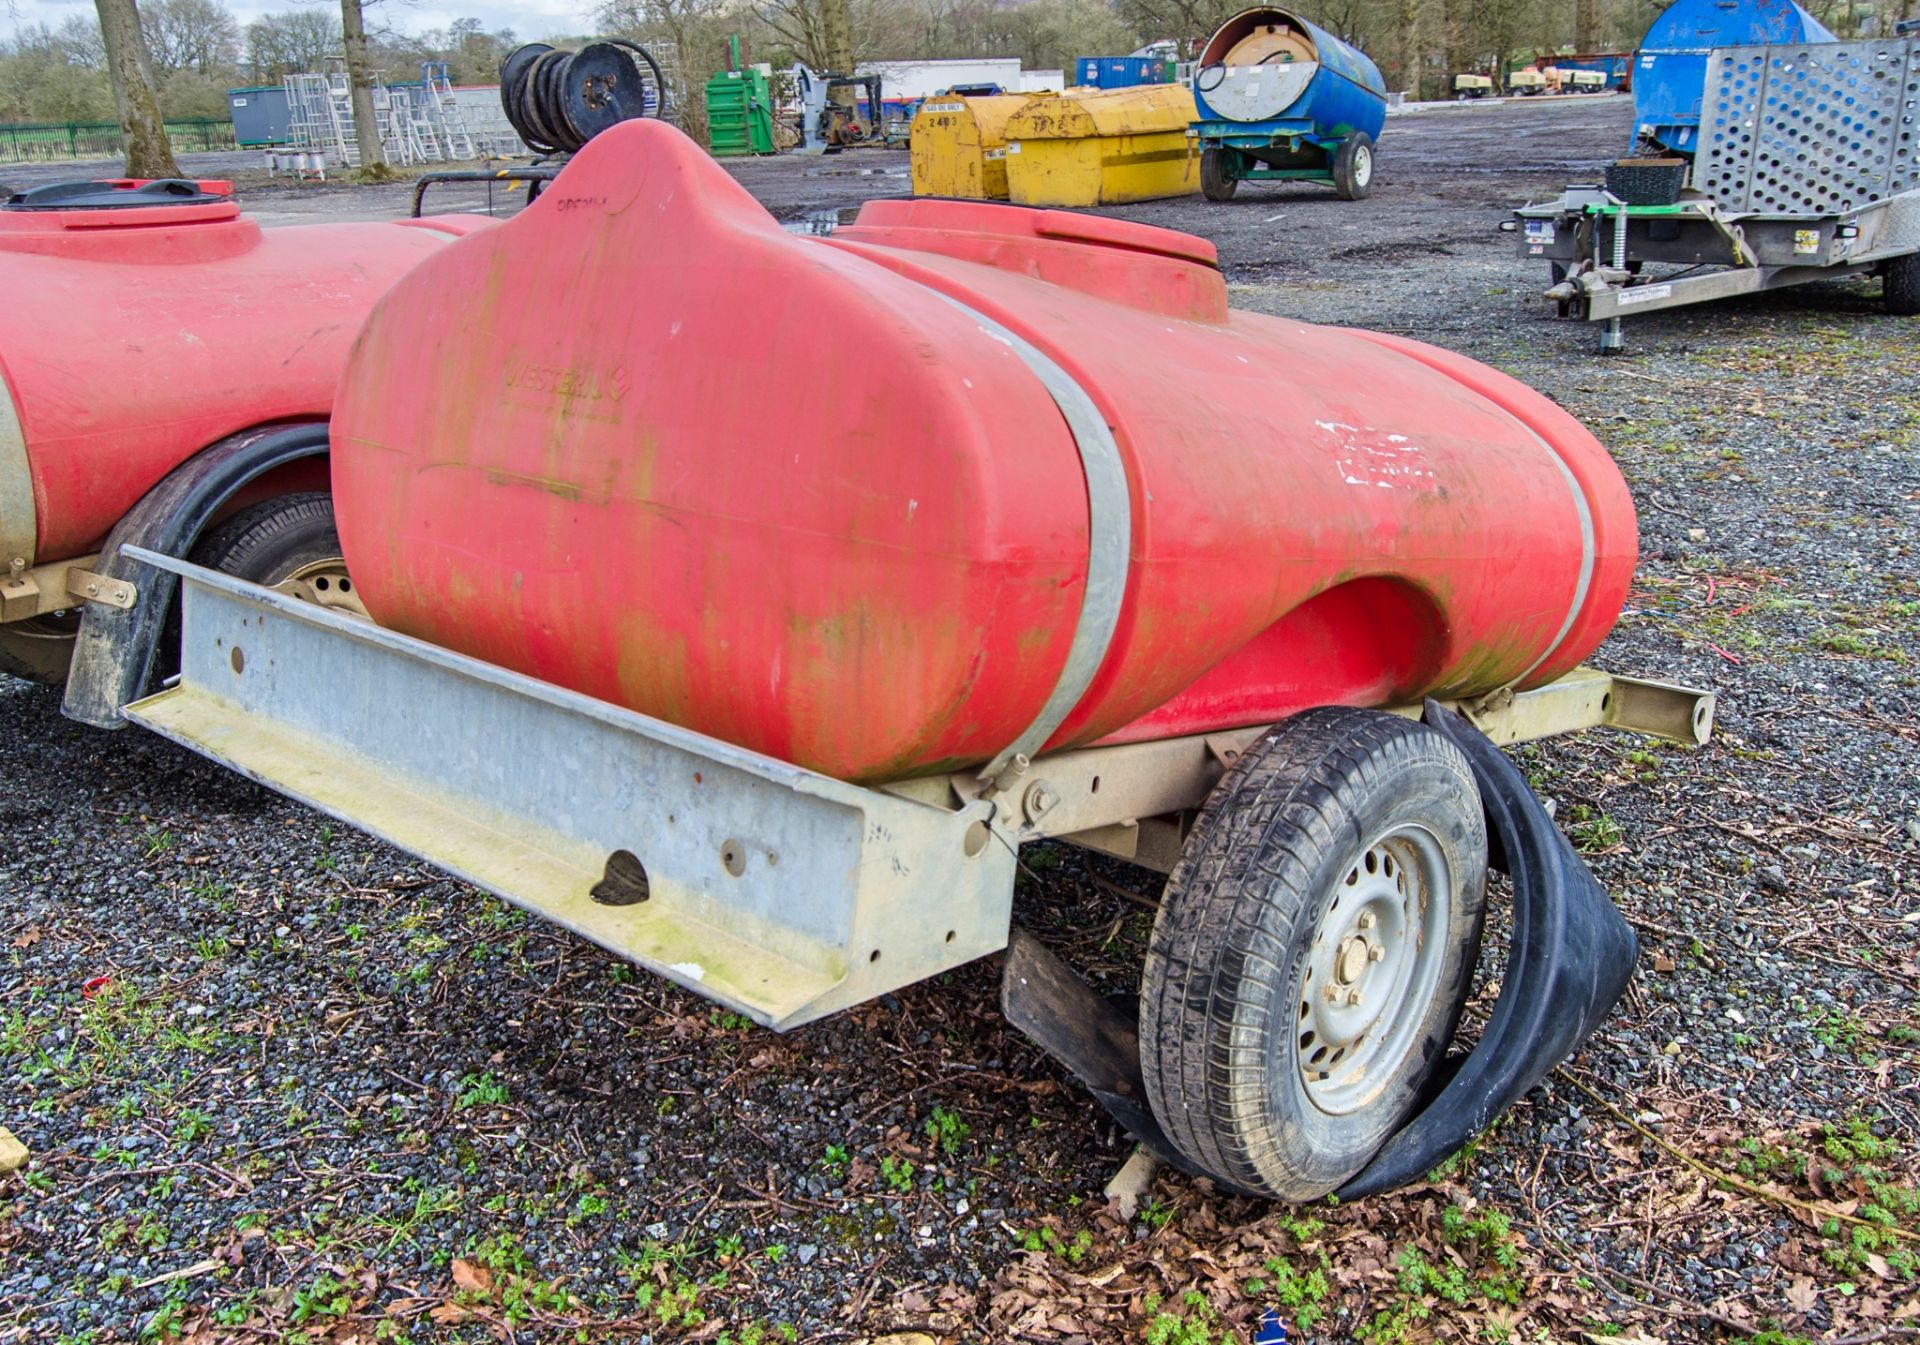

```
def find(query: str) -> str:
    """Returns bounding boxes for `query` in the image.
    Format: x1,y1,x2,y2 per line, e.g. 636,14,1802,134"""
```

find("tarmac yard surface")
4,95,1920,1343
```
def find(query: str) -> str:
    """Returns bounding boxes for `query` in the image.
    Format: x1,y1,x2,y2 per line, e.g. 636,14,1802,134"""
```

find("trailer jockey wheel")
1140,707,1488,1200
1201,148,1239,202
192,492,365,618
1333,132,1374,201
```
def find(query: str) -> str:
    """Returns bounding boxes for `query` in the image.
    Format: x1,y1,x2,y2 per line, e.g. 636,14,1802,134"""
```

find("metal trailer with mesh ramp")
1507,33,1920,351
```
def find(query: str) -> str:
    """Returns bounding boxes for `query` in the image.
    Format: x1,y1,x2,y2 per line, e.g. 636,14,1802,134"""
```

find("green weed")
924,1105,971,1158
1143,1290,1224,1345
879,1154,915,1194
455,1072,509,1109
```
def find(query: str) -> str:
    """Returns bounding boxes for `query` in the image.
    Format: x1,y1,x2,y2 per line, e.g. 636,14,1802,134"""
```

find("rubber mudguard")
1336,701,1638,1198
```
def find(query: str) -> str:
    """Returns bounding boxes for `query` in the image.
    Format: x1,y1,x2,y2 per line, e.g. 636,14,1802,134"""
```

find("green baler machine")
705,39,775,157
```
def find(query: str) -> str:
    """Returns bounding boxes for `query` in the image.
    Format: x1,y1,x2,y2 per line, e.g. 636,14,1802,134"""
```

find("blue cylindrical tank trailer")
1630,0,1835,156
1189,7,1389,202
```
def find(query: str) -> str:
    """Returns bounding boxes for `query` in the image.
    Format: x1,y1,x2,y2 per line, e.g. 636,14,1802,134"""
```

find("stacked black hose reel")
500,40,668,155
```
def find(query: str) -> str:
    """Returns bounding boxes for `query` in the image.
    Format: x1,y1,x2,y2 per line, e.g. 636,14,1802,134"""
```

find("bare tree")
598,0,730,137
1112,0,1242,55
94,0,181,178
758,0,835,70
142,0,239,76
55,14,109,67
339,0,387,176
244,9,341,81
1383,0,1422,94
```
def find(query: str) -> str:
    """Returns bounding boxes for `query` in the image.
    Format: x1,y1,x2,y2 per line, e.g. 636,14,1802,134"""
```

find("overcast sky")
5,0,603,46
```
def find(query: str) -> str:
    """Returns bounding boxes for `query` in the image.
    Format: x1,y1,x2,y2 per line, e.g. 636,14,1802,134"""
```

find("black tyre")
1200,147,1239,202
1886,253,1920,317
154,493,356,689
1332,132,1374,201
0,614,81,685
0,493,352,690
1140,707,1488,1200
191,492,351,599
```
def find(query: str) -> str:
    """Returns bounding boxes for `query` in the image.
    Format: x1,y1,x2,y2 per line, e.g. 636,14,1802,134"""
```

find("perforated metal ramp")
1694,35,1919,214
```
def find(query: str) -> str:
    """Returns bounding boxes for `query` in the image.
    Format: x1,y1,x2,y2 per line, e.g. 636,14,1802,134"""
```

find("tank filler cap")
3,178,235,211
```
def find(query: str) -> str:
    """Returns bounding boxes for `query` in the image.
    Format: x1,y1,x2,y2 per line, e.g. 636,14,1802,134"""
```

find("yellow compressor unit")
909,94,1036,200
1003,84,1200,207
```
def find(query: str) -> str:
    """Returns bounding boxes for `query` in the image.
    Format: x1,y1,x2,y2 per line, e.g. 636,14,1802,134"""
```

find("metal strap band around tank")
1508,423,1595,686
928,294,1132,786
0,361,35,570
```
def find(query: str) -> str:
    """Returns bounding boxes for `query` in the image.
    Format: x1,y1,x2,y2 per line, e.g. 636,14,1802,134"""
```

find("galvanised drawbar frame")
124,549,1713,1033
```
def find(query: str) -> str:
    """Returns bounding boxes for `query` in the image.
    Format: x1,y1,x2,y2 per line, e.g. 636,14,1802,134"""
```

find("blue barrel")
1191,8,1386,144
1633,0,1834,154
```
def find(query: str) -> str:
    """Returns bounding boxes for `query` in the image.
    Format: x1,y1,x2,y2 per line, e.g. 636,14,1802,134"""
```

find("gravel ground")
4,95,1920,1344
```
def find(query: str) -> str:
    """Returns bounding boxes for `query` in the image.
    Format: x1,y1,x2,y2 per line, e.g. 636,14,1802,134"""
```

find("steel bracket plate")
64,566,137,610
122,551,1018,1030
0,554,119,622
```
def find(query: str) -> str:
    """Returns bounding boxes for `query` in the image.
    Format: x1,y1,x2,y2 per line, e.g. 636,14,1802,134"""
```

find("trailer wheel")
1201,148,1239,202
1332,132,1374,201
1887,253,1920,317
1139,707,1487,1200
0,493,346,690
0,615,81,685
191,492,356,608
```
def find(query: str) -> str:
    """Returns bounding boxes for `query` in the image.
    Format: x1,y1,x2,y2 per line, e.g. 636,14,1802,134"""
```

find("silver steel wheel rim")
1353,145,1373,188
271,557,369,620
1295,823,1450,1116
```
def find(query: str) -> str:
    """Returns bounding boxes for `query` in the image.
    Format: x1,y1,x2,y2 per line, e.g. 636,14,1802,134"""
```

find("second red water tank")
329,121,1635,783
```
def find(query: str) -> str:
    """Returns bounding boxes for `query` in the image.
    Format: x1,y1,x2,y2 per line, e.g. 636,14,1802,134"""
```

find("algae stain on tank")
614,612,697,730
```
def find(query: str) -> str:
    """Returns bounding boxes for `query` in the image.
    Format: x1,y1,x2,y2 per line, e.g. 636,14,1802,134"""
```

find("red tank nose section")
329,119,1636,782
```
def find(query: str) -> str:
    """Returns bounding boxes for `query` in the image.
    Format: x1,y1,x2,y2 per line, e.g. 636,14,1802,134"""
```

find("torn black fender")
1335,700,1638,1199
62,423,330,728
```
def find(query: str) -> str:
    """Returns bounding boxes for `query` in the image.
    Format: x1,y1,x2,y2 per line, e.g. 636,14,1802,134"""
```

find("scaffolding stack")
281,64,521,169
422,64,477,159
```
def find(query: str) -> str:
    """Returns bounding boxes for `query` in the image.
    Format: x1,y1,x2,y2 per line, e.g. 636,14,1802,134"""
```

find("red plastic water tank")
0,179,494,564
331,122,1636,783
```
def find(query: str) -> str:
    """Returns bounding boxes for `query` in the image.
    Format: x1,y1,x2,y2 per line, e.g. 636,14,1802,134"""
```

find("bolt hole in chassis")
122,545,1712,1199
1510,33,1920,352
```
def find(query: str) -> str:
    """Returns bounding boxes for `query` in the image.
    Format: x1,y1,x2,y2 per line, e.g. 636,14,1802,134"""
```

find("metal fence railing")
0,119,238,164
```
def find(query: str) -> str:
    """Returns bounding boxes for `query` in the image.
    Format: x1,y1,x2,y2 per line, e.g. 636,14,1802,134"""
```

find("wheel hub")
1296,825,1452,1116
271,557,369,619
1336,935,1369,985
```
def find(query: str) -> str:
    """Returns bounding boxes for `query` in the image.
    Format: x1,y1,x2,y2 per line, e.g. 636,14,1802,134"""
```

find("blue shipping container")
1075,56,1170,88
227,86,291,147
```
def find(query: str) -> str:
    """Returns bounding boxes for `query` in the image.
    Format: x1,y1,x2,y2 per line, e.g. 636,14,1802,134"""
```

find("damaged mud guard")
1000,700,1638,1200
63,424,331,728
